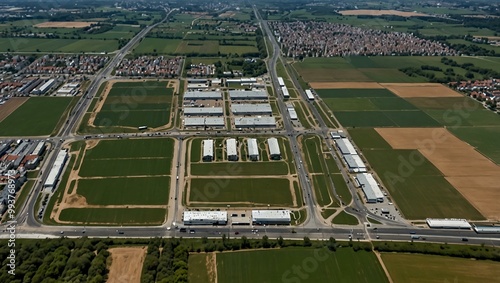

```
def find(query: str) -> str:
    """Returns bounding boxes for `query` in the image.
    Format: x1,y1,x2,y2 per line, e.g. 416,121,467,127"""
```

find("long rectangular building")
184,107,223,116
355,173,384,203
277,77,285,87
335,138,357,155
184,117,225,128
305,89,315,100
267,137,281,160
281,86,289,98
43,149,68,191
231,103,272,115
426,219,472,229
234,117,276,128
287,104,297,120
343,155,367,173
202,139,213,161
183,211,227,225
252,210,291,225
247,138,259,161
226,138,238,161
183,91,222,100
229,90,268,100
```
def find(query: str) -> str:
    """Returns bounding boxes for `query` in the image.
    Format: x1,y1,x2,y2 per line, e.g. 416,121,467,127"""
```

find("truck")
138,126,148,130
411,235,420,240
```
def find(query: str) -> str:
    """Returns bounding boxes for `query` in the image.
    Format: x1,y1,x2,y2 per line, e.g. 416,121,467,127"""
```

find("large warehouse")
231,103,272,115
335,138,357,155
426,218,472,229
202,139,214,161
281,86,290,99
43,149,68,192
234,117,276,128
305,89,315,100
355,173,384,203
183,211,228,225
343,154,367,173
247,138,259,161
183,107,223,116
267,137,281,160
287,104,297,120
277,77,285,87
226,138,238,161
252,210,291,225
229,90,268,100
184,117,225,128
183,91,222,100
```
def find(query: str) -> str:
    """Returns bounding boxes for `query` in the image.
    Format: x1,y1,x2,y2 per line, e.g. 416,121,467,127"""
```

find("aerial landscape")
0,0,500,282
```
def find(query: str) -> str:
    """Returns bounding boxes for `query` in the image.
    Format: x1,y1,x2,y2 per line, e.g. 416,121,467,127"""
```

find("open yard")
0,97,73,136
0,97,28,122
217,248,389,283
34,21,97,28
108,247,147,283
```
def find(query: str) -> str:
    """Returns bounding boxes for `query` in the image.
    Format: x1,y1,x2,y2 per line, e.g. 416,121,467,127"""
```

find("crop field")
316,88,396,98
133,38,182,54
175,40,219,54
450,126,500,164
90,81,174,131
53,138,174,225
217,248,389,283
0,97,73,136
334,110,440,128
0,38,118,52
189,178,294,206
382,253,500,283
191,162,289,176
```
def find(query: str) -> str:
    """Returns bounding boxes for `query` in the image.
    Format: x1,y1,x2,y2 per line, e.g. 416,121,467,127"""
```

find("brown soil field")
376,127,500,220
34,21,97,28
381,83,462,98
339,9,428,17
310,82,384,89
107,247,147,283
0,97,29,122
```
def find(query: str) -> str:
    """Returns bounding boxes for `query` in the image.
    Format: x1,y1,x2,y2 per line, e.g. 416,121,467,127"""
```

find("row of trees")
141,238,188,283
255,27,268,59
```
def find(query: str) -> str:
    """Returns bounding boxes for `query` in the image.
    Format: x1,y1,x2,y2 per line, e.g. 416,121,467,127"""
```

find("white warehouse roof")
44,149,68,188
226,138,237,157
231,103,272,115
287,104,297,120
252,210,291,221
281,86,289,98
343,155,367,172
183,91,222,100
267,137,280,156
336,138,357,155
247,138,259,157
277,77,285,87
183,211,227,223
184,107,223,116
234,117,276,128
184,117,225,127
305,89,314,100
203,139,213,158
426,219,472,229
229,90,268,100
356,173,384,202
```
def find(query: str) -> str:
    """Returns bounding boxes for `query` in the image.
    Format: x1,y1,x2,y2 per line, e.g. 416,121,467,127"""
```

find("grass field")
316,88,397,99
79,158,171,177
84,138,174,159
188,254,210,283
0,97,72,136
58,208,166,224
189,178,293,206
0,38,118,52
334,110,440,128
217,248,389,283
450,126,500,164
332,210,359,225
191,162,289,176
382,253,500,283
77,177,170,205
133,38,182,54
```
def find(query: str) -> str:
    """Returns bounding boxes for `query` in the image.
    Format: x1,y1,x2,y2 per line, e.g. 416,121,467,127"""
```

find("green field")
58,208,166,224
92,81,173,130
382,253,500,283
0,38,118,52
334,110,440,128
79,158,171,177
84,138,174,159
133,38,182,54
450,126,500,164
0,97,73,136
191,162,289,176
217,248,389,283
188,254,210,283
189,178,293,206
77,177,170,205
332,210,359,225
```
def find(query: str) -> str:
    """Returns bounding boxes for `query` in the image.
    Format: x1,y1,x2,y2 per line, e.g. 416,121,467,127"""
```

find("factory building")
355,173,384,203
234,117,276,128
281,86,290,99
226,138,238,161
305,89,315,100
252,210,291,225
183,91,222,100
267,138,281,160
286,104,297,120
343,155,367,173
277,77,285,87
183,107,223,116
183,211,228,225
335,138,357,155
426,219,472,229
184,117,225,128
231,103,272,115
247,138,259,161
43,149,68,192
229,90,268,100
202,139,214,162
330,130,346,139
33,78,56,95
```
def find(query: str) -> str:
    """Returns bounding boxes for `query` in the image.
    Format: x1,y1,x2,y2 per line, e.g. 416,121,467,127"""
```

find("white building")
202,139,214,161
355,173,384,203
277,77,285,87
226,138,238,161
281,86,290,99
184,117,225,128
234,117,276,128
252,210,291,225
43,149,68,192
247,138,259,161
267,137,281,160
33,78,56,95
231,103,272,115
305,89,314,100
343,154,367,173
426,219,472,229
335,138,357,155
287,104,297,120
183,91,222,100
229,90,268,100
183,211,228,225
183,107,223,116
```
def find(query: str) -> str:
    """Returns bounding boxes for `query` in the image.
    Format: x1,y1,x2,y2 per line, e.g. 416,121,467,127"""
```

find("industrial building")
183,91,222,100
33,78,56,95
183,107,223,116
247,138,259,161
227,78,257,84
234,117,276,128
335,138,357,155
56,83,80,96
330,130,346,139
343,155,367,173
43,149,68,192
426,219,472,229
281,86,290,99
355,173,384,203
305,89,315,100
229,90,268,100
231,103,272,115
286,104,297,120
252,210,291,225
183,211,228,225
473,225,500,234
202,139,214,162
184,117,225,128
226,138,238,161
277,77,285,87
267,138,281,160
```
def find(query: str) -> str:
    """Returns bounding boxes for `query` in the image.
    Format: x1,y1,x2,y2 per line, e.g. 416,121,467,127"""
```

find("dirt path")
373,251,394,283
107,247,147,283
0,97,29,122
207,253,217,283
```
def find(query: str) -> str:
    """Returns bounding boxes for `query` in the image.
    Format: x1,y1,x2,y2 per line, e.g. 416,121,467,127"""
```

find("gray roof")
267,137,280,156
183,91,222,100
226,138,237,157
343,155,366,172
234,117,276,128
356,173,384,201
231,103,272,114
184,117,225,127
229,90,268,100
336,138,357,155
247,138,259,157
184,107,223,115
